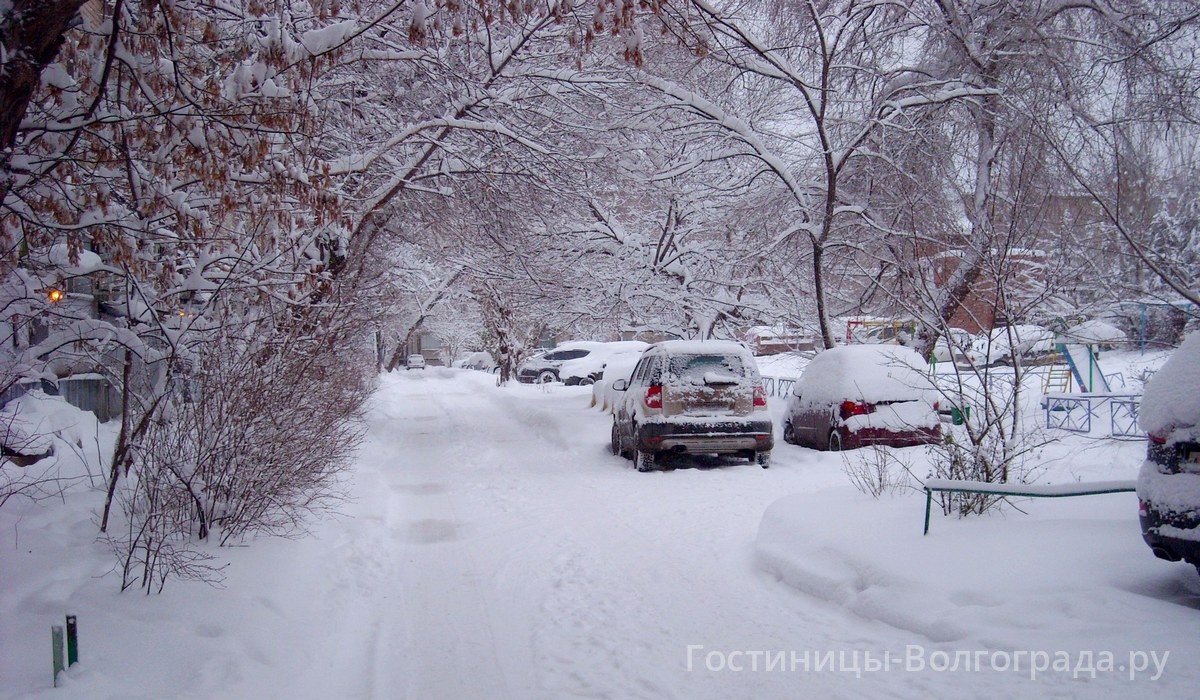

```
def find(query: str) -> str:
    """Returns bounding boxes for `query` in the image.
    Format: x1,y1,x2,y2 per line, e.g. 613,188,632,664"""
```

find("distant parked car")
405,354,426,370
1137,332,1200,575
782,344,941,451
610,340,773,471
931,328,980,367
517,341,649,385
560,341,649,386
516,342,599,384
456,351,497,372
973,324,1056,366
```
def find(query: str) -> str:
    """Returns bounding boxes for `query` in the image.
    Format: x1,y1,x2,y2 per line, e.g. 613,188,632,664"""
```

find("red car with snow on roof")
782,344,941,451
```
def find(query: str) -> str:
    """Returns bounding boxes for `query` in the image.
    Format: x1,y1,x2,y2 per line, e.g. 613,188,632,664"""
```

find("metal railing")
922,478,1137,535
1043,393,1142,439
760,375,795,399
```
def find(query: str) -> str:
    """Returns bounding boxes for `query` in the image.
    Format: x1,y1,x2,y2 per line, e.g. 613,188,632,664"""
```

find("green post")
66,615,78,666
923,488,933,535
1088,345,1094,392
52,625,64,687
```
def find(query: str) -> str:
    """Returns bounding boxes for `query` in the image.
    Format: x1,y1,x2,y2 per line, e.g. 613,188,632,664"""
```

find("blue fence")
1043,392,1141,439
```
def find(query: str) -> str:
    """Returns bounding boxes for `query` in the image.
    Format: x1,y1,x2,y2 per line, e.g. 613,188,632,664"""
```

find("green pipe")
66,615,78,666
924,488,932,536
52,625,64,687
922,484,1135,535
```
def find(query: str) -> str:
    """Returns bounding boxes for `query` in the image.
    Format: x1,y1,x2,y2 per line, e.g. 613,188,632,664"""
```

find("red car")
782,344,941,451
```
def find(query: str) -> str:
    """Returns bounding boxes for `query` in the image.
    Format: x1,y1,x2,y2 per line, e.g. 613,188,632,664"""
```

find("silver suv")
610,340,773,471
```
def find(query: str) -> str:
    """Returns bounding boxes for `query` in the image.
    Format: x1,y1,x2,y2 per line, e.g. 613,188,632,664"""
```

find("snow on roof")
743,326,809,340
1061,320,1127,344
34,243,104,274
981,324,1055,357
1139,332,1200,437
651,339,751,355
552,340,649,356
796,344,933,403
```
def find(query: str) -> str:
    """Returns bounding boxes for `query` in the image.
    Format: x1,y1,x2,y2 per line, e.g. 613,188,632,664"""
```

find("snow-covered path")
6,365,1198,700
302,369,1010,699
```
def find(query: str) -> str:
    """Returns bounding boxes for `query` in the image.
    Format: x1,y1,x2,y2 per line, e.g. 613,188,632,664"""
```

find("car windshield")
664,354,747,386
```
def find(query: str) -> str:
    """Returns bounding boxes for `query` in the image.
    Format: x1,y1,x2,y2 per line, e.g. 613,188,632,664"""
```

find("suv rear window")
665,354,748,386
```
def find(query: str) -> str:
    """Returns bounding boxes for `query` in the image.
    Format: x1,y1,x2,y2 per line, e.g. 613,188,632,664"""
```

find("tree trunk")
99,347,133,533
385,322,423,372
0,1,90,204
811,244,837,349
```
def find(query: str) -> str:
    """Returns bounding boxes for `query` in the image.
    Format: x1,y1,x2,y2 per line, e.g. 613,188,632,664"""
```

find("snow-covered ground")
3,352,1199,699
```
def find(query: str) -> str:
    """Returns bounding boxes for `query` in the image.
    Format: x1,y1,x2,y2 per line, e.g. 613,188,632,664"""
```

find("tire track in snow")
361,371,538,700
356,371,970,700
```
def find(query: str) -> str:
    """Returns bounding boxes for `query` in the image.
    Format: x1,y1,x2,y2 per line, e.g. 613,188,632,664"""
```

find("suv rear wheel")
635,449,657,472
755,452,770,469
537,369,557,384
828,430,843,452
611,421,631,459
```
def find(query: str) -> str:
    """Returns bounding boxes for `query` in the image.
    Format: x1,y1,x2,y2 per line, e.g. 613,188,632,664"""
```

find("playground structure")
1043,342,1111,394
1042,341,1140,438
844,318,915,345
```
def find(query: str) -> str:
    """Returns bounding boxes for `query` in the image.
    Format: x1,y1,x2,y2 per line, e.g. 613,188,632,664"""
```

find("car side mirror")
612,379,629,392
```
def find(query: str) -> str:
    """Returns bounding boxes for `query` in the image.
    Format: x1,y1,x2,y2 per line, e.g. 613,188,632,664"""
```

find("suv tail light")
1147,431,1182,475
644,384,662,410
840,400,874,419
753,385,767,408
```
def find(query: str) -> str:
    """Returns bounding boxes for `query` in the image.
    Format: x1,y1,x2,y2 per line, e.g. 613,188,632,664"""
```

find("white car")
931,329,980,366
973,324,1056,366
406,354,426,370
559,341,650,386
517,340,649,385
455,351,497,372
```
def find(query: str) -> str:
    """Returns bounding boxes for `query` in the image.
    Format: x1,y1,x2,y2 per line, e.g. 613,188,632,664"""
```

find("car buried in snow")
455,351,497,372
609,340,773,471
781,344,941,451
1137,332,1200,575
